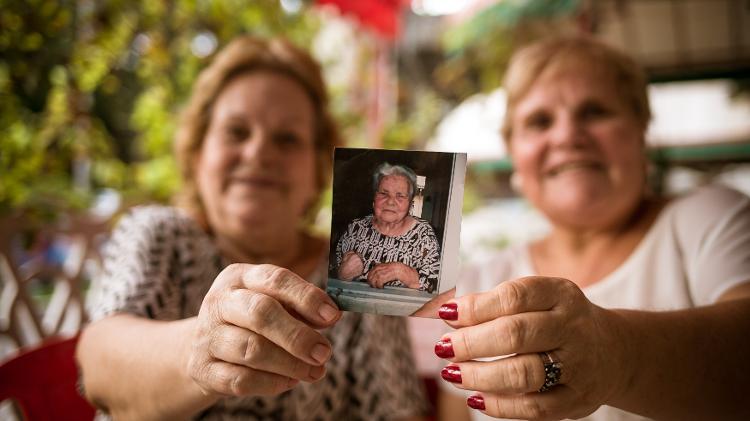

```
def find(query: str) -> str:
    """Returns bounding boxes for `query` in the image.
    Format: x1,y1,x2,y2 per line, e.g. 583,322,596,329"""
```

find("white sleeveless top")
456,185,750,421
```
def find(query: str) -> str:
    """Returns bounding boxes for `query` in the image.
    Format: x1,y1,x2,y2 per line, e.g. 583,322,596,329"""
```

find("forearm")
607,298,750,420
77,314,218,421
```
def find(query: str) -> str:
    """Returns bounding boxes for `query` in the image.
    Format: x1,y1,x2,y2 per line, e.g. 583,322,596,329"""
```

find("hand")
435,276,626,420
188,263,342,398
367,262,420,289
337,251,364,281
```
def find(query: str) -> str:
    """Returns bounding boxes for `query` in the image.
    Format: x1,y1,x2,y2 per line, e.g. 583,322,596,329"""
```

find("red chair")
0,334,96,421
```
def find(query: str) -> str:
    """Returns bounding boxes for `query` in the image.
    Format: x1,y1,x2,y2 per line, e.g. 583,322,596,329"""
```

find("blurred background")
2,0,750,411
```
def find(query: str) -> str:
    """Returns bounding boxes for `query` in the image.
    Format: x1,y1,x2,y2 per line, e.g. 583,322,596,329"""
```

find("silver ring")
538,351,562,392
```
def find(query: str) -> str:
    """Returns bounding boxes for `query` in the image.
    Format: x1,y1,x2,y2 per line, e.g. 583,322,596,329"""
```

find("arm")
368,222,440,291
77,315,213,420
435,277,750,421
337,250,364,281
414,225,440,292
606,282,750,420
77,264,341,420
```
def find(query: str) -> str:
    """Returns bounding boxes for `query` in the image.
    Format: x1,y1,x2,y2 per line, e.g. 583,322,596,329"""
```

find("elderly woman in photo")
336,163,441,293
435,37,750,421
76,36,427,421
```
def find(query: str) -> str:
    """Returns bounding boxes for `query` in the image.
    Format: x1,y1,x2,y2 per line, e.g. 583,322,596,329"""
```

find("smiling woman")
76,36,428,421
435,36,750,421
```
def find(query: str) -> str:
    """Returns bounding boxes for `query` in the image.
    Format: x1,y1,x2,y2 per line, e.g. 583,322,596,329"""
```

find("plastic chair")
0,334,96,421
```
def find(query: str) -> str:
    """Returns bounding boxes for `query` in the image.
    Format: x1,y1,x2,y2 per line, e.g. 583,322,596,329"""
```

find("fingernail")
438,302,458,320
434,338,455,358
310,343,331,364
318,303,339,323
467,394,485,410
441,364,462,383
287,378,300,388
309,364,326,381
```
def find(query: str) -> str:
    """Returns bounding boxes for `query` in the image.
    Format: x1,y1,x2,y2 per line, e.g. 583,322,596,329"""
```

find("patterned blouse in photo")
86,205,427,421
335,215,441,293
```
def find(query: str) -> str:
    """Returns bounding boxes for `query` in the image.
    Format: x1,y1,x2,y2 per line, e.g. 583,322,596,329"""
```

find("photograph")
327,148,466,317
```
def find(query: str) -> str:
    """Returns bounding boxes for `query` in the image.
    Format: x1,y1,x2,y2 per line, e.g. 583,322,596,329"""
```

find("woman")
435,37,750,420
336,162,440,292
76,36,426,420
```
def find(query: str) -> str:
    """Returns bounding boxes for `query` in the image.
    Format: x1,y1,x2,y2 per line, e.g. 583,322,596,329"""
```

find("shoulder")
109,205,208,249
412,217,437,234
347,215,373,228
115,205,202,233
666,184,749,230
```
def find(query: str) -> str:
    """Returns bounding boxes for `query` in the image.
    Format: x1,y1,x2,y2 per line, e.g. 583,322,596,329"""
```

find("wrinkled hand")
188,263,341,398
436,276,625,420
367,262,420,289
337,251,364,281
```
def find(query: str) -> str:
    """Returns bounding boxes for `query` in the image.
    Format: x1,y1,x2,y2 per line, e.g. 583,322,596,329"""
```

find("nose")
549,113,587,149
240,129,280,164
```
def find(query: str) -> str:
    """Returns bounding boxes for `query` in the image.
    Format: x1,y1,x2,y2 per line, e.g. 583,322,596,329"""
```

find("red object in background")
0,334,96,421
316,0,409,39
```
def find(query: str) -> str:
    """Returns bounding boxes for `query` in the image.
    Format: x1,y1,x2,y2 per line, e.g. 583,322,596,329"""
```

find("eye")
578,101,611,121
225,125,249,142
523,111,552,132
273,131,305,149
396,194,408,202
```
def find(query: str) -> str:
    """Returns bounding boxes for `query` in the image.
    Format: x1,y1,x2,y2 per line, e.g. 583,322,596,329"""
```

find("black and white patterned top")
87,205,427,421
334,215,440,293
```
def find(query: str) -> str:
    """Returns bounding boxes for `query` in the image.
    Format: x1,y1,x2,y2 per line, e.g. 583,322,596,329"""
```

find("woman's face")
508,69,647,230
373,175,411,225
195,71,317,238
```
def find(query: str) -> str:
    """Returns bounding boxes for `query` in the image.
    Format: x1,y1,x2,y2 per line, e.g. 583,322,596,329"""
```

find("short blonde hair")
174,36,341,224
501,36,651,142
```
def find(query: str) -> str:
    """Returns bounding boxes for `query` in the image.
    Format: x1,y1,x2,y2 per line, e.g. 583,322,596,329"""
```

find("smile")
229,177,284,190
547,161,604,176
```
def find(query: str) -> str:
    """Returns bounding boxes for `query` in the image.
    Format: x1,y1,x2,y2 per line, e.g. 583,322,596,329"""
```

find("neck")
547,197,656,254
373,215,412,236
215,228,315,274
531,197,663,288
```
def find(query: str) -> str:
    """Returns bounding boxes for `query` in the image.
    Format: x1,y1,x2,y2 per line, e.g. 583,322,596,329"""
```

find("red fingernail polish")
467,395,485,410
441,364,462,383
438,302,458,320
434,338,455,358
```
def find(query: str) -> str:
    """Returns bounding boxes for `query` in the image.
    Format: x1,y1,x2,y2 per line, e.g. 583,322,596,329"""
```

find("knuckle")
229,370,250,396
522,398,548,421
503,317,526,351
287,324,312,350
508,358,535,391
463,294,479,324
456,332,473,358
558,277,582,300
267,267,293,290
246,293,277,327
500,280,525,313
223,263,244,281
243,334,263,365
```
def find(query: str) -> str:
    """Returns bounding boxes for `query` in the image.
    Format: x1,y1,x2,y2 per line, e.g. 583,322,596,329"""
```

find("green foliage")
1,0,319,217
436,0,580,99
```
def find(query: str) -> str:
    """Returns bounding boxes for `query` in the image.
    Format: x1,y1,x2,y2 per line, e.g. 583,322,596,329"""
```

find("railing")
0,212,115,359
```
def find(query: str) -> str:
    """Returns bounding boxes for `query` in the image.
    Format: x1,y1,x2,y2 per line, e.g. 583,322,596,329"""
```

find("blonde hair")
501,36,651,142
174,36,341,225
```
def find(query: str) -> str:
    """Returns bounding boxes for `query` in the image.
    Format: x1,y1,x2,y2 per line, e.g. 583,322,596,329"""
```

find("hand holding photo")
327,148,466,317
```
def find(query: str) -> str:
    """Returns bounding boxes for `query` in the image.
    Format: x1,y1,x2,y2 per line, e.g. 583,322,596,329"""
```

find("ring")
538,351,562,392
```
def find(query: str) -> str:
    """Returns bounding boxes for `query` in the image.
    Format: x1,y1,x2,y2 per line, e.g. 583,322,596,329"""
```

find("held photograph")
327,147,466,317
